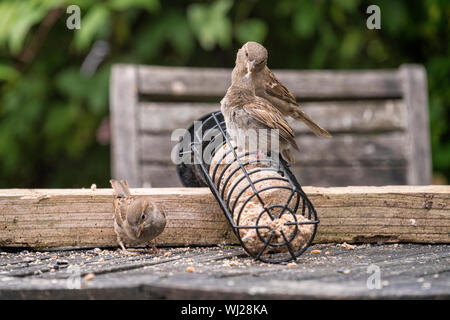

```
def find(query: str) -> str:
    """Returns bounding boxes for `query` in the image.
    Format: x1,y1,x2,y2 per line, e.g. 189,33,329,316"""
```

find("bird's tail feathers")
292,109,332,138
110,179,131,198
281,148,294,164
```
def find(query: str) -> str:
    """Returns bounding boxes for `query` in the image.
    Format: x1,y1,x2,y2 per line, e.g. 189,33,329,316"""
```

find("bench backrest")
110,64,431,187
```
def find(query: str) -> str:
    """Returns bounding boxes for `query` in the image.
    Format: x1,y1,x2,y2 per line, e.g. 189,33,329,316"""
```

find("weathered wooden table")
1,243,449,299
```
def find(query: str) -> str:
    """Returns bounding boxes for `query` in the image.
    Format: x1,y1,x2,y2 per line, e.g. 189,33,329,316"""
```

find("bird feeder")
176,111,319,264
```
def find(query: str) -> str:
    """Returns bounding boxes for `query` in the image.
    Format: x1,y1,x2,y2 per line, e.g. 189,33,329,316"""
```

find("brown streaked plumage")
110,179,166,253
231,41,332,138
221,73,299,163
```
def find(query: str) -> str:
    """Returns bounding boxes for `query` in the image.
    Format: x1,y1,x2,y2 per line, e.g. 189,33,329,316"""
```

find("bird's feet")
148,244,162,254
117,240,138,255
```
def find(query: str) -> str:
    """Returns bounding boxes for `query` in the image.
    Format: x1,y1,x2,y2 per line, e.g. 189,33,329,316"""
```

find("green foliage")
0,0,449,187
187,0,233,50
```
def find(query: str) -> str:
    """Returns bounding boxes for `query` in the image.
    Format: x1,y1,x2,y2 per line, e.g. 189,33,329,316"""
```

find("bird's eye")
245,51,248,57
141,212,146,221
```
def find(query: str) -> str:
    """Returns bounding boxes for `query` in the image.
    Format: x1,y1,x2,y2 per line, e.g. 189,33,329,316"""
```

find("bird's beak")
137,221,146,238
247,60,255,73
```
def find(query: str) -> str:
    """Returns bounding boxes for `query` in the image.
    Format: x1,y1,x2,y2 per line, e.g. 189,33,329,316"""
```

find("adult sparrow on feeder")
221,72,299,163
110,179,166,253
231,41,332,138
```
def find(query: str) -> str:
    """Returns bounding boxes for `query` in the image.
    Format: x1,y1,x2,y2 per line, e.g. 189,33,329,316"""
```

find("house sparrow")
110,179,166,253
232,41,332,138
221,73,299,163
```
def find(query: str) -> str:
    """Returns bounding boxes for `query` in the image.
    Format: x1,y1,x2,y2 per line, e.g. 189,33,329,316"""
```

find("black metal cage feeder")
176,111,319,264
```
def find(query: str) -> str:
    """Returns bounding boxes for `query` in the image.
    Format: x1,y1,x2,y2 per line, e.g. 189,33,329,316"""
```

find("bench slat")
140,132,407,165
137,66,403,99
137,100,406,134
141,163,408,187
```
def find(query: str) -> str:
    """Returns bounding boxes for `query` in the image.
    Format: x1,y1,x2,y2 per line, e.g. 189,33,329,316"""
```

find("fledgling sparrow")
221,72,299,164
232,41,332,138
110,179,166,253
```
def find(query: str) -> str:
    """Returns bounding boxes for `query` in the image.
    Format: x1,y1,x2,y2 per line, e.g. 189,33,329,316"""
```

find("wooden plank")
400,64,432,185
140,132,408,165
142,163,407,187
141,164,183,188
110,65,141,187
138,102,218,133
292,165,408,186
137,65,403,99
0,244,449,299
0,188,234,248
137,100,406,134
0,186,449,249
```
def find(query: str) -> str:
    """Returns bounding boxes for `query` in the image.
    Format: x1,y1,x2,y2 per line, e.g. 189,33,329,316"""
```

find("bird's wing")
264,68,332,138
110,179,131,198
264,67,298,105
243,100,299,150
113,198,125,227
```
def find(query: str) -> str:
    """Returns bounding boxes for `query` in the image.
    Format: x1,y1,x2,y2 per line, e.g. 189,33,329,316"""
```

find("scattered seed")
286,262,297,267
340,242,356,250
90,184,97,191
324,251,331,255
311,250,321,254
84,273,95,281
186,267,195,273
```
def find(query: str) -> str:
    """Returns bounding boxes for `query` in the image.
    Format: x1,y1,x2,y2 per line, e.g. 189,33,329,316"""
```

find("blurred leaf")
166,13,194,57
44,103,79,138
292,1,322,38
74,4,111,51
8,5,47,55
108,0,160,12
0,63,20,81
334,0,359,12
235,19,268,44
366,39,388,62
55,68,86,100
339,29,361,61
377,0,408,35
187,0,233,50
55,66,109,114
85,67,109,114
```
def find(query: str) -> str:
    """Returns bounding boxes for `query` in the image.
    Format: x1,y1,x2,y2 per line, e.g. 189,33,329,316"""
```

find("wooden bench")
110,64,431,187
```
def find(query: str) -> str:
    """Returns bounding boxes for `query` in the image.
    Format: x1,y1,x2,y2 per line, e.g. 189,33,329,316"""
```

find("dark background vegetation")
0,0,448,188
